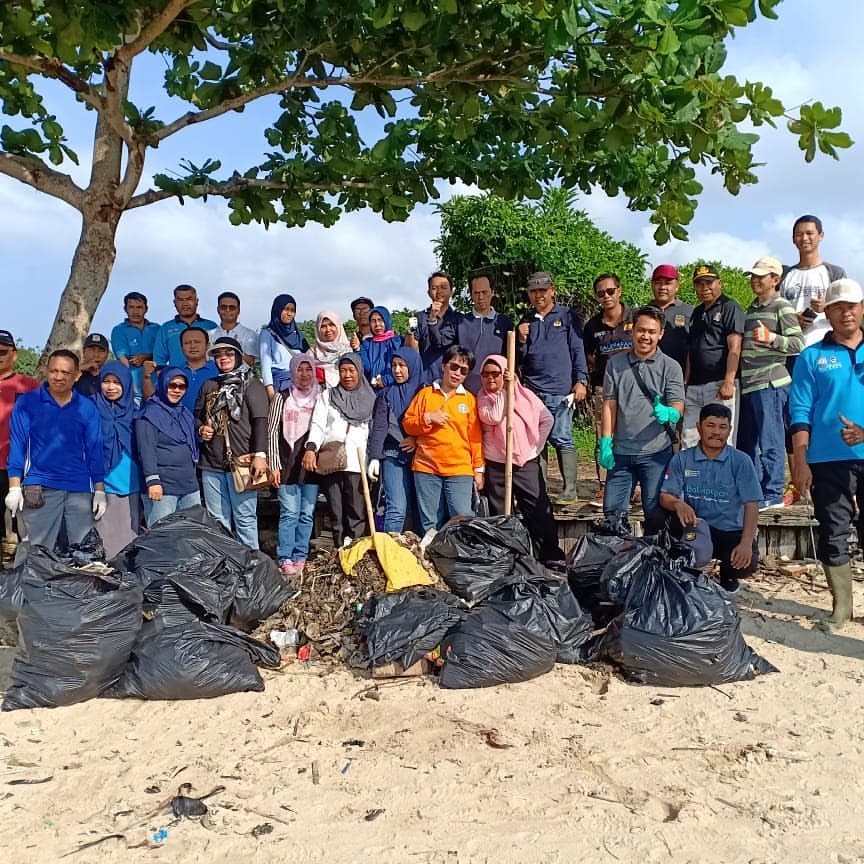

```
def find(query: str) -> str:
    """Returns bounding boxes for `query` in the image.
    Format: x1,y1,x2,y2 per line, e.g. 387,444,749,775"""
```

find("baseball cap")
692,264,719,281
350,296,374,313
824,278,864,307
208,335,243,356
527,271,554,289
652,264,679,280
84,333,109,349
0,329,15,348
744,256,783,277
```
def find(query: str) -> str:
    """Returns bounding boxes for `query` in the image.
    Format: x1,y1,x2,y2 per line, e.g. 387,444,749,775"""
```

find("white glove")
367,459,380,481
5,486,23,514
92,490,108,521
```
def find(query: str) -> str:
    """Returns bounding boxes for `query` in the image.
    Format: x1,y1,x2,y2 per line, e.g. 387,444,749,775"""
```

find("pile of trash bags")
0,507,288,710
357,516,595,689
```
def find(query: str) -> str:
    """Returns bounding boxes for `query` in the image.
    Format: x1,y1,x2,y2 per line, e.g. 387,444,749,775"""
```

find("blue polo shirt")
7,385,105,491
661,444,761,532
181,361,218,412
110,319,161,396
152,315,217,368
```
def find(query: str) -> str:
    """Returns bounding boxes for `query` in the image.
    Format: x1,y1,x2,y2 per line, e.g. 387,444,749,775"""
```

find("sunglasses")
447,362,470,375
481,369,502,378
218,303,239,310
0,349,12,356
167,381,188,391
595,287,617,298
212,349,235,358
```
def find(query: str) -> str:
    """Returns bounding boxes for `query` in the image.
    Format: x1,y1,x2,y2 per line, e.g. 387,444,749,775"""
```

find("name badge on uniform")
684,469,700,477
674,314,686,327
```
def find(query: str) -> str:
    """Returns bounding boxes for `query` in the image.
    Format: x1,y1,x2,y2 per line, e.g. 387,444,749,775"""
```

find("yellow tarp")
339,534,435,592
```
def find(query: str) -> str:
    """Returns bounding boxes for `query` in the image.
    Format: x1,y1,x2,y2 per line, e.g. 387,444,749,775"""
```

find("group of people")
1,212,863,632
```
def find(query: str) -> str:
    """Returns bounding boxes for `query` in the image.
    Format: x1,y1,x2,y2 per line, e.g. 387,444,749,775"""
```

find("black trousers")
669,516,759,582
811,460,864,566
484,457,565,562
319,471,367,546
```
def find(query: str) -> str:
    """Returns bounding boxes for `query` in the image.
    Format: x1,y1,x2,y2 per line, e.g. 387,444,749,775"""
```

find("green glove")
599,436,615,470
653,394,681,425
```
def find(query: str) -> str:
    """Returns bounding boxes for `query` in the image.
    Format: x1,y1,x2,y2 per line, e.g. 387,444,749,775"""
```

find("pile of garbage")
0,507,290,710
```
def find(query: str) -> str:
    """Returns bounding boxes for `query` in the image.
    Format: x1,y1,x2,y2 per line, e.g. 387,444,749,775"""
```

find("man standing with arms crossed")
790,278,864,633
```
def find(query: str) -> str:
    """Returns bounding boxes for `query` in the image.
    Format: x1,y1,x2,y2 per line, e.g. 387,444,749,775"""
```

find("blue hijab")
385,346,423,427
95,361,136,471
268,294,308,350
140,367,199,462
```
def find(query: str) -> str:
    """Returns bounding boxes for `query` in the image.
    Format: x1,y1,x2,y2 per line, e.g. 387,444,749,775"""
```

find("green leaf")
199,61,223,82
658,25,680,55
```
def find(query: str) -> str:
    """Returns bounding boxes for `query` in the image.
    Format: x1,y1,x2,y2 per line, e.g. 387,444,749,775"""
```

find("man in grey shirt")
599,306,685,533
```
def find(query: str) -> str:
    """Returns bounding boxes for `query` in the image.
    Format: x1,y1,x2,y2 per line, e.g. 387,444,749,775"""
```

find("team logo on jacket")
674,314,686,327
458,403,468,413
553,320,562,327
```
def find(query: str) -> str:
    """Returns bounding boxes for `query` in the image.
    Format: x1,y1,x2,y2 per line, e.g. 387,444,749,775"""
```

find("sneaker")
759,498,785,512
589,486,605,509
279,560,297,576
293,559,306,577
782,483,801,507
720,576,740,595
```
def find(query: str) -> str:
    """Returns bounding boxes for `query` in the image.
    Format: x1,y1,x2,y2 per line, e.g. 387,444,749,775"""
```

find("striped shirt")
741,295,804,394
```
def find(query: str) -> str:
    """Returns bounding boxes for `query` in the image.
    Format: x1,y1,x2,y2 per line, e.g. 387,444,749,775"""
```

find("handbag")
223,428,271,493
314,422,351,475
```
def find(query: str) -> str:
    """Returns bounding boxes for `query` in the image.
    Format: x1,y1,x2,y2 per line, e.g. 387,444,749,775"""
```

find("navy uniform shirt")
688,294,744,386
649,299,693,371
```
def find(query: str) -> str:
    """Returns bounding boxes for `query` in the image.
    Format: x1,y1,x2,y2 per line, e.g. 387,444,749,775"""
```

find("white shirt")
211,323,260,358
780,264,832,348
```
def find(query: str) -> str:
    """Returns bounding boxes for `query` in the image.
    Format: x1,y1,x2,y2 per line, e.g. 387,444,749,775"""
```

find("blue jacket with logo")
789,332,864,464
517,303,588,395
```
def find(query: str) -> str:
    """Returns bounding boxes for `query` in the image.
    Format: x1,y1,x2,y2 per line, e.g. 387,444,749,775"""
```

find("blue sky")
2,1,863,347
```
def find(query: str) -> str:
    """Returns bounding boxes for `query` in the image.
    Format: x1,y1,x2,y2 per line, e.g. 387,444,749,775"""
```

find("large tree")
0,0,851,357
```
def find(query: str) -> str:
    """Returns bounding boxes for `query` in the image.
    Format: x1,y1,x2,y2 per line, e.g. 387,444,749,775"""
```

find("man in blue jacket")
5,350,106,551
517,271,588,505
152,284,217,368
457,272,513,394
790,278,864,632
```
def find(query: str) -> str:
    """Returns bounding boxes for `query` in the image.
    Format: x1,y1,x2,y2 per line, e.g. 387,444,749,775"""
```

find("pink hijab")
282,353,320,446
476,354,544,467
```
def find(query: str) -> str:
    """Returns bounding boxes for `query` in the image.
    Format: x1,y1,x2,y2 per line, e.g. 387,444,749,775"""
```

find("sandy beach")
2,570,864,864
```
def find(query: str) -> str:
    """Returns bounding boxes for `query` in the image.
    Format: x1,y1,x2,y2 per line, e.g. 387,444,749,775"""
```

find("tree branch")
0,50,103,111
0,152,84,208
116,0,199,63
125,176,378,209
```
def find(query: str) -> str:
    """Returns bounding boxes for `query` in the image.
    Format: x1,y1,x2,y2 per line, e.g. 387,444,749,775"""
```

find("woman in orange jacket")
402,345,484,533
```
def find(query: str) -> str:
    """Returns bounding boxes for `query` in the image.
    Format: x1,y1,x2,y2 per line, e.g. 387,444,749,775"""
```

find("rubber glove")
5,486,23,515
367,458,380,481
652,394,681,425
92,490,108,521
599,436,615,471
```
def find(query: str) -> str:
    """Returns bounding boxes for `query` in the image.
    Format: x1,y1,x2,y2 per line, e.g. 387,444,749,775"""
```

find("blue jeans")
738,386,788,503
20,488,93,551
413,473,474,534
276,483,318,563
143,490,201,528
201,470,260,550
381,456,417,533
537,393,575,451
603,448,672,535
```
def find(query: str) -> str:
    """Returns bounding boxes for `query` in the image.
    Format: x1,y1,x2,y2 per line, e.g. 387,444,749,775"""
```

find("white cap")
824,278,864,306
744,256,783,277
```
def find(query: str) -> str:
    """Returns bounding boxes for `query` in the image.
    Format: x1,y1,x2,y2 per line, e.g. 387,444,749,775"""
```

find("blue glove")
653,394,681,425
599,436,615,470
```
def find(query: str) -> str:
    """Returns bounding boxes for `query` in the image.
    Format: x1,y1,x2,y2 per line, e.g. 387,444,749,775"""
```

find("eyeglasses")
595,287,617,298
167,382,188,391
447,362,470,375
481,370,502,378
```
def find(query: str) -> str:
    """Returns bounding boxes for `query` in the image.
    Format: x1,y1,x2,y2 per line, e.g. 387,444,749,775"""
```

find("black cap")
0,330,15,348
207,336,243,357
84,333,109,349
350,296,374,313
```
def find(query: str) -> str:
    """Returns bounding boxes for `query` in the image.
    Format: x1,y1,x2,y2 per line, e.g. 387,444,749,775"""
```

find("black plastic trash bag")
231,551,295,631
425,516,534,604
357,588,466,668
105,619,280,701
0,567,23,645
2,551,143,711
64,527,106,563
439,604,556,689
483,576,593,664
601,548,777,686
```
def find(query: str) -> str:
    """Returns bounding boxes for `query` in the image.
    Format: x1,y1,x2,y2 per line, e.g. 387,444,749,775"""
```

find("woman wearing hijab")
135,367,201,527
476,354,565,563
359,306,403,388
310,310,352,388
302,353,375,547
367,346,422,532
402,345,484,533
259,294,310,398
94,361,141,557
197,336,270,549
267,352,321,576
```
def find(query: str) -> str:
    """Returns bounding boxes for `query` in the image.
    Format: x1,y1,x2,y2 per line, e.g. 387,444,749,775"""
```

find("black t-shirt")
650,299,694,371
688,294,744,385
582,305,634,388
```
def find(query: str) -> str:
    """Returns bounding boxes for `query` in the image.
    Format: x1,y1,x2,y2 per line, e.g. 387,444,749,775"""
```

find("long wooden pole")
503,330,516,516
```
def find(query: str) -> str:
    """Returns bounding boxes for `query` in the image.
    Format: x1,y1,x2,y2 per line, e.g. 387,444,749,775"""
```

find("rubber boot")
816,563,853,633
554,448,579,506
